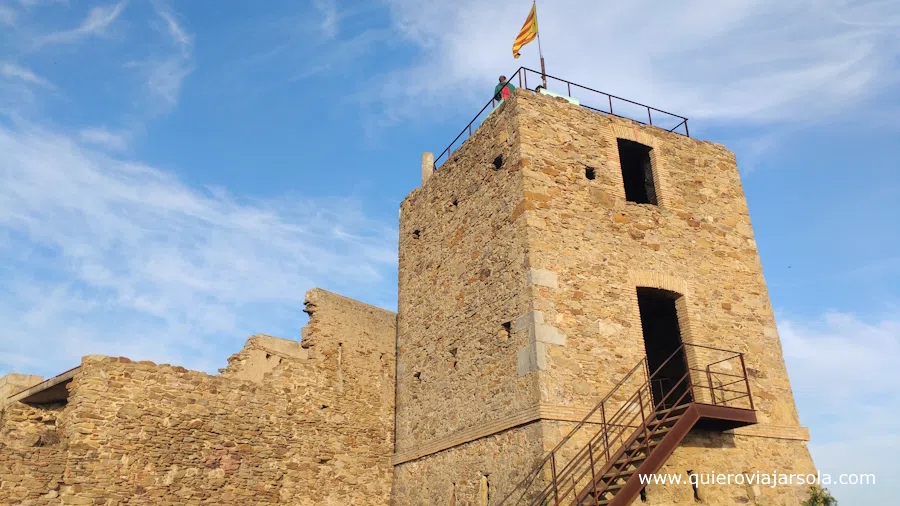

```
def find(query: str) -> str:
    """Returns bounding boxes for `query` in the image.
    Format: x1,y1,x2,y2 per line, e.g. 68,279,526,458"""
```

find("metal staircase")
499,343,757,506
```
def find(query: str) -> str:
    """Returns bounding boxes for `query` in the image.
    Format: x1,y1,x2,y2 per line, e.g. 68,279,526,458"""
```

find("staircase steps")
497,343,758,506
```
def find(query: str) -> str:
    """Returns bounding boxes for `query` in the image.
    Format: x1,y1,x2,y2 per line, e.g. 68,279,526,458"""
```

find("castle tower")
391,84,815,505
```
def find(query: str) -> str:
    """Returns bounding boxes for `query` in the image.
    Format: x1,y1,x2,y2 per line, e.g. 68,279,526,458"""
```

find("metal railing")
433,67,690,170
498,342,753,506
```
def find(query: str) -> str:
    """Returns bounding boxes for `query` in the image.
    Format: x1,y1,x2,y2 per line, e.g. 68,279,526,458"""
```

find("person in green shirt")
494,75,516,102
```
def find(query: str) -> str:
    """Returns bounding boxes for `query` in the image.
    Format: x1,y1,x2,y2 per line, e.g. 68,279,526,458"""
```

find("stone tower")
391,88,815,505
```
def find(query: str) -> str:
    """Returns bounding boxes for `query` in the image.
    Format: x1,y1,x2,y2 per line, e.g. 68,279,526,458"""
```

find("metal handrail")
499,341,755,506
557,374,692,502
498,358,649,504
433,67,691,170
560,374,694,505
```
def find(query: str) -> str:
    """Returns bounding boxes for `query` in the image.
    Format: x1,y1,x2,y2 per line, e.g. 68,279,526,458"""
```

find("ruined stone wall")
0,402,66,503
220,333,309,383
393,96,548,504
513,91,815,504
0,288,396,506
0,374,43,408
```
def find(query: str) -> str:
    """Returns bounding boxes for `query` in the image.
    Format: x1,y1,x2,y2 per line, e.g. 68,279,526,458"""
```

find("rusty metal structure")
498,343,756,506
434,67,690,170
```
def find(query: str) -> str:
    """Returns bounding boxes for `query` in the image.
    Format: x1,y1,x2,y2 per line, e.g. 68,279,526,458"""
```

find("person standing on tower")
494,75,516,102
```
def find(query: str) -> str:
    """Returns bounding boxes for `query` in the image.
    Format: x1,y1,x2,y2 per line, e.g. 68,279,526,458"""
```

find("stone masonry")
0,289,396,505
392,90,815,505
2,86,817,506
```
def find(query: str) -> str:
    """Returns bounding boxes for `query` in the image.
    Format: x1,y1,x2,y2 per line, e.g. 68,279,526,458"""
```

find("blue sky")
0,0,898,503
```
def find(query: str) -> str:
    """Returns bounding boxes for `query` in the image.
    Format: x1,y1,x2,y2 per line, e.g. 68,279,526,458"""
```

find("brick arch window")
604,124,672,207
617,138,657,205
628,270,701,405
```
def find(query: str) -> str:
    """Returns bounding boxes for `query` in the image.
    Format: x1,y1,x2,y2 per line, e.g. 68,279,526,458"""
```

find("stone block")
517,342,547,376
533,324,566,346
526,269,558,288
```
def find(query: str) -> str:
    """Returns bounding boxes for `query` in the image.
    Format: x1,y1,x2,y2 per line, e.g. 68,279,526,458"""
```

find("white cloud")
379,0,900,126
0,61,53,88
0,122,398,377
134,56,193,110
124,2,194,114
78,126,129,151
782,313,900,404
779,312,900,504
313,0,339,39
153,1,192,54
33,1,125,48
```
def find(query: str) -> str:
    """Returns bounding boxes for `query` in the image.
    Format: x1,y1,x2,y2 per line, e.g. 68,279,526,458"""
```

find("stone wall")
0,288,396,506
390,424,544,506
393,97,546,503
219,334,309,383
516,91,804,424
515,90,815,503
0,88,820,506
395,97,534,448
0,402,67,503
391,90,815,505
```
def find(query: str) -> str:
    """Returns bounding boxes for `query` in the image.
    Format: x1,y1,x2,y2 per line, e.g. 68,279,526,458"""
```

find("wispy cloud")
0,122,398,376
117,3,194,116
33,1,125,48
379,0,900,126
153,1,191,54
134,56,193,109
0,61,53,88
126,2,194,114
313,0,340,39
78,126,129,151
780,311,900,503
210,12,389,107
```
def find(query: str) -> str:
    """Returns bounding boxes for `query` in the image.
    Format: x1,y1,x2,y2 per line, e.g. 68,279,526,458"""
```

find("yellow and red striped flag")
512,3,539,59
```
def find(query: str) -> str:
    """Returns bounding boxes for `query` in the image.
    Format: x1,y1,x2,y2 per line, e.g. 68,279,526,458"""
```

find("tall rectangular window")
617,139,658,205
637,287,691,408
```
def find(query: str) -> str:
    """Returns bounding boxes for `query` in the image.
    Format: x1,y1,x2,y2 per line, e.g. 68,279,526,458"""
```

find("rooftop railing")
433,67,690,170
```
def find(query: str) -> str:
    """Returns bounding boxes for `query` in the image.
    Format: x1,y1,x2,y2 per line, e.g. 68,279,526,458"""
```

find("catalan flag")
512,3,539,59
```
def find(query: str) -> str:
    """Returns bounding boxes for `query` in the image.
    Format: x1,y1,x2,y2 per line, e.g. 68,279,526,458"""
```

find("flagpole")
534,0,546,88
